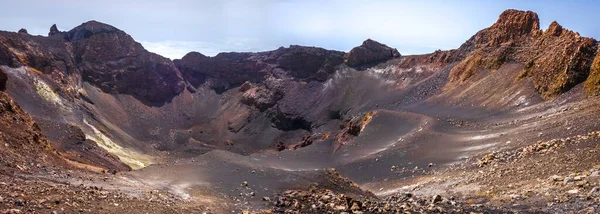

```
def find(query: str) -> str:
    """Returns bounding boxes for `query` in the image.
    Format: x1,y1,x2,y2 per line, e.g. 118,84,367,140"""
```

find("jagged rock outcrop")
473,9,540,47
48,24,61,36
584,45,600,96
17,28,28,34
344,39,400,67
448,9,598,99
546,21,563,37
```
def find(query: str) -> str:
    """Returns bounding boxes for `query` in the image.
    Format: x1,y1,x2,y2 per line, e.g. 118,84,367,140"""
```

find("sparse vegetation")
584,52,600,96
450,53,505,83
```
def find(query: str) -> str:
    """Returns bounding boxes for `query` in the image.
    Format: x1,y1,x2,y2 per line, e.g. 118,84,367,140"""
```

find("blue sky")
1,0,599,59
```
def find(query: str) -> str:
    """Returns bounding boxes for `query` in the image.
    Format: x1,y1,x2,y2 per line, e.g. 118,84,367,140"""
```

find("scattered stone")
350,202,361,211
432,195,443,204
550,175,563,182
334,205,346,210
241,181,248,187
589,187,600,196
509,194,520,200
564,177,574,184
428,163,434,167
262,197,270,201
6,209,21,213
567,189,579,194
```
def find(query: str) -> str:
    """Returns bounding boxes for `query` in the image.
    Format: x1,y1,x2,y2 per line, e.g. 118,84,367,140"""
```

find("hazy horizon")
1,0,599,59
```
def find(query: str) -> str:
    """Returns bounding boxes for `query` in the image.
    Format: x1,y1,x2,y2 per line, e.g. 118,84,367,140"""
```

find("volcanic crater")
1,9,600,213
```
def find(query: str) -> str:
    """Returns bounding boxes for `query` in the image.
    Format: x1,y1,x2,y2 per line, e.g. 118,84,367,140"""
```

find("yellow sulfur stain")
356,111,377,133
83,119,154,170
34,80,62,104
27,67,43,75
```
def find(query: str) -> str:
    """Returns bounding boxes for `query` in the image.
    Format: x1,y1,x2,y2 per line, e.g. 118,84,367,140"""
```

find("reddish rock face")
0,21,186,105
487,9,540,41
447,9,598,98
0,92,57,166
68,21,185,104
344,39,400,67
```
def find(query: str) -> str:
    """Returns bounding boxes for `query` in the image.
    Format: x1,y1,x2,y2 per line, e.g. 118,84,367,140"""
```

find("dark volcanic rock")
272,45,344,79
0,67,7,91
0,21,186,104
269,106,312,131
48,24,61,36
174,45,344,92
174,51,266,90
68,21,185,104
17,28,28,34
0,44,20,67
344,39,400,67
0,31,82,98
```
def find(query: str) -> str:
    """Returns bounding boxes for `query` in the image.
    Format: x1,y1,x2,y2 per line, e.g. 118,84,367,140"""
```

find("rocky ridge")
447,9,598,99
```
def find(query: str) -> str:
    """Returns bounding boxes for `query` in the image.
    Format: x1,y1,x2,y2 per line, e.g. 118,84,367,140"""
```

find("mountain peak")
66,20,122,41
546,21,564,36
491,9,540,35
48,24,60,36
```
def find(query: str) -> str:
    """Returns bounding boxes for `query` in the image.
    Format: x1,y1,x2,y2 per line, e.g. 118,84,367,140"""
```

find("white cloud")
140,38,277,59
